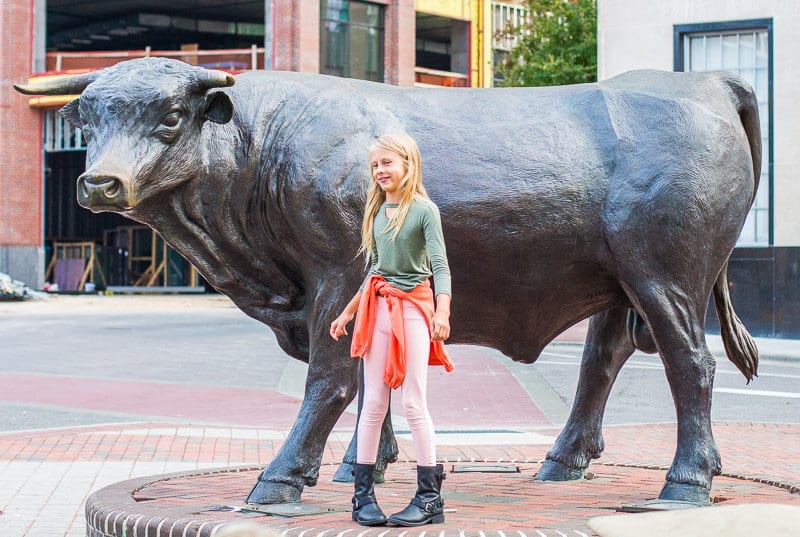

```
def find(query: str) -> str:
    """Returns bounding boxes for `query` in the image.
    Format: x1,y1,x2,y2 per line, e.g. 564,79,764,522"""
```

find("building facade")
2,0,518,291
599,0,800,336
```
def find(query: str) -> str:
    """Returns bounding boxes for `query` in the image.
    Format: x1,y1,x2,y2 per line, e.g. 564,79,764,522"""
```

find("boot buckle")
424,499,443,513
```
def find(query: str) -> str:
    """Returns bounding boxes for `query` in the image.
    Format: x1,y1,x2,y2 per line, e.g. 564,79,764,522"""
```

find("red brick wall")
273,0,319,73
0,0,42,247
384,0,415,86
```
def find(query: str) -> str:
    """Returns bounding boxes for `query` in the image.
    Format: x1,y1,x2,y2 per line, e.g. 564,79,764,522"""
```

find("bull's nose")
77,173,127,210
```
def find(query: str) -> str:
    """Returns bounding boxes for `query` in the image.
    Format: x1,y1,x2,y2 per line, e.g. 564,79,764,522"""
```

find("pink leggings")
356,297,436,466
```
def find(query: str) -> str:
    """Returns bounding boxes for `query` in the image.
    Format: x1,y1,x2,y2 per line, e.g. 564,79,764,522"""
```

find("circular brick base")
85,460,800,537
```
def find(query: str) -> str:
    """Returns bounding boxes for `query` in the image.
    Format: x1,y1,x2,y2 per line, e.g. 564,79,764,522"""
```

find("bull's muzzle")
77,173,128,211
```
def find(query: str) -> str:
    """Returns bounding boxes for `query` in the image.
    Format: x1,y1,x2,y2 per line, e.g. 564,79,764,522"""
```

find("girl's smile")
370,146,406,200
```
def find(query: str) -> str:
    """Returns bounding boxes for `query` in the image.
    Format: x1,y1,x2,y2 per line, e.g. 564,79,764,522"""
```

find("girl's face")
369,146,406,196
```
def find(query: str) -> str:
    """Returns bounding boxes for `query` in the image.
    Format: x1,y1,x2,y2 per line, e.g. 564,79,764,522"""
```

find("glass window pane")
321,21,348,76
721,34,739,69
367,5,382,27
350,24,382,81
754,180,769,209
758,102,768,125
739,33,755,68
705,35,722,70
350,1,369,24
755,208,769,244
739,212,756,244
323,0,349,22
756,31,768,67
689,37,705,71
320,0,383,82
755,66,768,96
739,67,756,87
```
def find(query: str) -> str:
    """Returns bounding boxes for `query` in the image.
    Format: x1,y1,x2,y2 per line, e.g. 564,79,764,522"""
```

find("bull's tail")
719,72,762,205
712,74,761,382
713,262,758,382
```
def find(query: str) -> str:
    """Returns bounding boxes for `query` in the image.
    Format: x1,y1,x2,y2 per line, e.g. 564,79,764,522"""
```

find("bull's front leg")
537,306,634,481
246,310,360,504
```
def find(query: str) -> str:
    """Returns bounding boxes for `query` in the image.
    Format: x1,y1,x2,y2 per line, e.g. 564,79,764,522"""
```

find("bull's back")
231,71,751,363
315,75,621,360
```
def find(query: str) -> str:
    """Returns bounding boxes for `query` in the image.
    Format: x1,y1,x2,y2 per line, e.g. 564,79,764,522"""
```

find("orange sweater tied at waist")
351,275,454,389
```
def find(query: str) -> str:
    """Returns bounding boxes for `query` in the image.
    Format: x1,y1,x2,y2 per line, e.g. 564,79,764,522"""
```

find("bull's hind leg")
332,362,398,483
625,282,720,504
538,305,634,480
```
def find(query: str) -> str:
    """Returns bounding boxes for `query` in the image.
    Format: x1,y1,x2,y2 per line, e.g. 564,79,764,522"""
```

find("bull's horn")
197,69,236,90
13,71,98,95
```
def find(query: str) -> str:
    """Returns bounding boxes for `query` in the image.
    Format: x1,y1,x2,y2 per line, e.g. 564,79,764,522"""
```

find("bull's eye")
153,109,184,143
161,111,182,128
81,126,92,142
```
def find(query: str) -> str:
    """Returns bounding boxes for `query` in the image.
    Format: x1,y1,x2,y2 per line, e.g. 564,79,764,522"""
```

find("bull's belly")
448,269,626,363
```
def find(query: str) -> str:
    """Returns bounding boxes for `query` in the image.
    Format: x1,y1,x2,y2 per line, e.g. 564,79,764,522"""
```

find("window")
491,2,529,86
320,0,384,82
676,20,772,246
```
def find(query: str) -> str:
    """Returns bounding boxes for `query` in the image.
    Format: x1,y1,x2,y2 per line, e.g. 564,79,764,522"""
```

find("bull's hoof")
658,481,711,505
245,479,302,505
331,462,386,484
535,459,585,481
332,462,354,483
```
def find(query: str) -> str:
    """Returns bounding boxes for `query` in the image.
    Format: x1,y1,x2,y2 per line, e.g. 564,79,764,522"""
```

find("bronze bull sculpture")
16,58,760,505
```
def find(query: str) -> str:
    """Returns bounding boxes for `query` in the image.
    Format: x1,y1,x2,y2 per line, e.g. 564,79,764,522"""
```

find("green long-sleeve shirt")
362,197,451,297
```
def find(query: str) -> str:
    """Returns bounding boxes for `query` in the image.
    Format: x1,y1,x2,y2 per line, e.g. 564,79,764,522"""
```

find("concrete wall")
0,246,44,289
598,0,800,246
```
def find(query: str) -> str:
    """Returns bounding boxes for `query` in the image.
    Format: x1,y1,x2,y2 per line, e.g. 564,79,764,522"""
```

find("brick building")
1,0,522,290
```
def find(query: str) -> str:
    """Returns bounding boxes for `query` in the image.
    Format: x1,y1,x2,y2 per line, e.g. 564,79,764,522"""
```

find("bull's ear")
203,91,233,124
59,98,82,129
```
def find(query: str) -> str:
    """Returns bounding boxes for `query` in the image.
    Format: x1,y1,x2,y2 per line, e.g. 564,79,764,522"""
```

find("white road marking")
714,387,800,399
537,358,800,380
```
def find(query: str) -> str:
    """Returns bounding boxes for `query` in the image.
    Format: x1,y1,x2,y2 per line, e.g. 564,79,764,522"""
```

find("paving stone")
588,502,800,537
2,422,799,536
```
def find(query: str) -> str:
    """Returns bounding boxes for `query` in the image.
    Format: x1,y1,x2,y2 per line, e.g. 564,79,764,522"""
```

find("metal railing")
47,45,266,72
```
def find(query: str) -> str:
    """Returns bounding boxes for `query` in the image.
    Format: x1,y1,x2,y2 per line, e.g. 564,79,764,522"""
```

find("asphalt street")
2,294,798,432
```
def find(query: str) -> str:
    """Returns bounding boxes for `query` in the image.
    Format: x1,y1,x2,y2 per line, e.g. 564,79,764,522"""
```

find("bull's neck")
134,115,304,319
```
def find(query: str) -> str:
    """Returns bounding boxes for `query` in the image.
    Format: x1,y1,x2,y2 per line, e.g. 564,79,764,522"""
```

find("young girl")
330,132,453,527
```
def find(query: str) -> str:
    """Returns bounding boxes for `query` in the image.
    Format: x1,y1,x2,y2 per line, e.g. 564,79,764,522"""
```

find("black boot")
352,463,387,526
388,464,445,526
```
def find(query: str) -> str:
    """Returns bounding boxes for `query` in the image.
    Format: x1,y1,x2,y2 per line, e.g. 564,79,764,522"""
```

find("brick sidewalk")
2,421,798,537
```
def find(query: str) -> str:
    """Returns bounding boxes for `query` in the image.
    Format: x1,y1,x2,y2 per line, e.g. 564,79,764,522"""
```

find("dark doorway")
47,0,265,52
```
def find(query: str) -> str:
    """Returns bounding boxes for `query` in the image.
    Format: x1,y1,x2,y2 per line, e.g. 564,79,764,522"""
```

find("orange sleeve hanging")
351,275,454,389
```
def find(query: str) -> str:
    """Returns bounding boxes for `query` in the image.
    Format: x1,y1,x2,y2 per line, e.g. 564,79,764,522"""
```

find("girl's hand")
431,311,450,342
330,311,353,341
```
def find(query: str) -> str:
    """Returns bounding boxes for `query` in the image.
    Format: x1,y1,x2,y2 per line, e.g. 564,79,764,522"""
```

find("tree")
499,0,597,87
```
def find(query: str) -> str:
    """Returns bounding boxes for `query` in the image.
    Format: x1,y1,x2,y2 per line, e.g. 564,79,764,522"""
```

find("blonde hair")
360,133,430,264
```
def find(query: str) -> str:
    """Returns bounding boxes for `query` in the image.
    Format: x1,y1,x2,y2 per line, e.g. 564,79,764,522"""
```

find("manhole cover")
451,464,520,473
618,499,706,513
243,503,341,517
